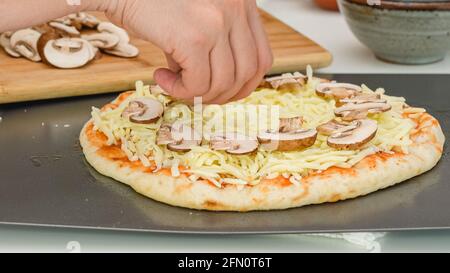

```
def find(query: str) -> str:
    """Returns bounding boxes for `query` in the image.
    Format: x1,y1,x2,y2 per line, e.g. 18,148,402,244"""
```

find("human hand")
99,0,273,104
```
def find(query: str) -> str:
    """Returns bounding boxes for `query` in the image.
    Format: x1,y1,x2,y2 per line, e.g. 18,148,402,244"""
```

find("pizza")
80,68,445,211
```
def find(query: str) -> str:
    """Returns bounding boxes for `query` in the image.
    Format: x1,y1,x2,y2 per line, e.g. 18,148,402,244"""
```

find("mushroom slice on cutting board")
103,42,139,58
210,133,259,155
51,16,73,26
258,129,317,152
264,72,307,91
38,37,94,68
0,32,21,57
97,22,130,44
316,82,362,100
157,122,202,152
327,119,378,150
49,21,81,37
335,101,392,121
82,33,120,49
32,24,57,34
317,119,352,136
10,29,42,62
121,98,164,124
68,13,100,29
97,22,139,58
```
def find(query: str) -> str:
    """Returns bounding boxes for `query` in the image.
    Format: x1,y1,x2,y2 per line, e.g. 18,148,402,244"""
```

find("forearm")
0,0,119,32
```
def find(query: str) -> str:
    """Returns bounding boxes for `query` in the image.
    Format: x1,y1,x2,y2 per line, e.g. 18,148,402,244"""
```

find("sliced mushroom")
96,22,139,58
168,138,201,152
97,22,130,44
88,42,101,61
49,21,80,37
264,72,307,91
103,42,139,58
68,13,100,29
257,79,273,89
51,17,73,26
82,33,120,49
10,29,42,62
0,32,21,57
279,116,304,133
338,93,386,106
316,83,362,100
210,133,259,155
32,24,56,34
317,119,351,136
341,110,370,122
315,77,332,84
335,101,392,121
167,123,202,152
156,121,201,152
258,129,317,151
156,124,175,145
121,100,146,119
121,98,164,124
38,37,93,68
327,119,378,150
257,116,316,151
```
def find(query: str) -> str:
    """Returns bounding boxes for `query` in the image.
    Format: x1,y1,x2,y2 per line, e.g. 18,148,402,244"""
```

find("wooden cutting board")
0,10,332,104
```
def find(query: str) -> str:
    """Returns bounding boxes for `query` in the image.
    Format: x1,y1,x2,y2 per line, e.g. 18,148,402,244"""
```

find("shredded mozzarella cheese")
91,74,417,187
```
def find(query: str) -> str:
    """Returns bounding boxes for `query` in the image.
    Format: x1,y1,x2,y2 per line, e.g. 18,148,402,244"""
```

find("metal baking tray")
0,74,448,234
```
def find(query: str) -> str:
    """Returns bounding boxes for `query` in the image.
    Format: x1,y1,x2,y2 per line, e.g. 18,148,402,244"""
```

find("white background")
260,0,450,74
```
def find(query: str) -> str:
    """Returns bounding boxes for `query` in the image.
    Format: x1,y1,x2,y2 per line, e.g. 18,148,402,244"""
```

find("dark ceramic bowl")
339,0,450,64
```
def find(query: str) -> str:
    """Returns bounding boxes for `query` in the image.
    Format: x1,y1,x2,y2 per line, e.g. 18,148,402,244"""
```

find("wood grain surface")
0,10,332,104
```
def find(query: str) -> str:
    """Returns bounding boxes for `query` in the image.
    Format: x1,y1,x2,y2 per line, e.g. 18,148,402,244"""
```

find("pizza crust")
80,107,445,211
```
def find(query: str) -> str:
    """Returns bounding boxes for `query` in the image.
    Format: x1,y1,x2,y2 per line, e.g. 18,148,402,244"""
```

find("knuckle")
216,74,234,92
210,13,227,33
218,79,235,93
237,59,258,83
234,89,253,102
190,32,209,48
202,6,227,33
245,63,258,80
227,0,247,10
215,95,234,105
188,83,209,97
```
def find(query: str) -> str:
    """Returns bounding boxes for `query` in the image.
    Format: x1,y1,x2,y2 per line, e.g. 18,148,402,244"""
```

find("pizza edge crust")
80,102,445,212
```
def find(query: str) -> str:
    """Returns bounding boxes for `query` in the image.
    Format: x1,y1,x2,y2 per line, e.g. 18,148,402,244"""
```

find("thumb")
154,54,182,95
154,68,179,94
165,53,181,72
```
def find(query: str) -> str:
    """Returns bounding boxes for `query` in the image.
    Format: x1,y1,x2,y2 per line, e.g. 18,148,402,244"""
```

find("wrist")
81,0,132,26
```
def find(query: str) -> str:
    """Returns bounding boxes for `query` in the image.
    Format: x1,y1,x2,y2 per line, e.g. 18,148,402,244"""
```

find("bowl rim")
343,0,450,10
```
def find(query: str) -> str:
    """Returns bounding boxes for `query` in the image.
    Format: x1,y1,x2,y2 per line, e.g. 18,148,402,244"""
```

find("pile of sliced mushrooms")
119,73,392,155
0,13,139,69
